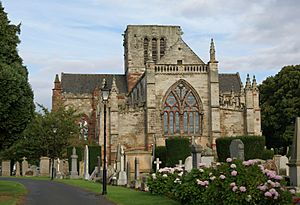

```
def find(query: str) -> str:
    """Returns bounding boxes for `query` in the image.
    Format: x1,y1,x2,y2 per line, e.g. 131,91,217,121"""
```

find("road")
0,178,115,205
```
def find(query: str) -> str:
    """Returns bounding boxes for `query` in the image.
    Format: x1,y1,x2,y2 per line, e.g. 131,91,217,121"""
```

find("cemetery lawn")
0,180,27,205
59,179,180,205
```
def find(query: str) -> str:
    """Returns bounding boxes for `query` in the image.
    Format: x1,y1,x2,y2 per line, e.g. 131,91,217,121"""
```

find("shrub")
88,146,101,174
147,159,293,205
216,136,265,162
261,149,274,160
166,137,190,167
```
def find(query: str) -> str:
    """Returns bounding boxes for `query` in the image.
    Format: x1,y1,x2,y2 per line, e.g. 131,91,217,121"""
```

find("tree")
0,3,34,151
259,65,300,149
0,104,80,163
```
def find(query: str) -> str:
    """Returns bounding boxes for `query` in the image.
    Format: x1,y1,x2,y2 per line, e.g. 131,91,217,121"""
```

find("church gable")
157,38,204,65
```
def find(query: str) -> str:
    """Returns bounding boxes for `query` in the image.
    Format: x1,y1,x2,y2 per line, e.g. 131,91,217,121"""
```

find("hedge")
154,146,167,171
67,145,101,174
216,135,265,162
166,137,190,167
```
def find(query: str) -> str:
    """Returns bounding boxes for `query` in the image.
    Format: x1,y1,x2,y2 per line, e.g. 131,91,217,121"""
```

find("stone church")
52,25,261,171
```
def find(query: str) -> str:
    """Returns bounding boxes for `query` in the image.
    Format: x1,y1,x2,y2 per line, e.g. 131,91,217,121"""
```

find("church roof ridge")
127,25,180,28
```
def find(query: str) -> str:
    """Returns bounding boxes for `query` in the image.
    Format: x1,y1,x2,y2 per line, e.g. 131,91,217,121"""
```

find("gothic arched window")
144,38,149,64
79,117,89,140
163,81,203,136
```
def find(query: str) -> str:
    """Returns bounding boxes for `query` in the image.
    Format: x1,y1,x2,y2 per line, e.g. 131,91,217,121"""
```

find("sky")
2,0,300,109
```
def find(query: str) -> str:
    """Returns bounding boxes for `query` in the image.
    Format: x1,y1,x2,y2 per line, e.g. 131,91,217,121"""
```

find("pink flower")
274,175,282,180
230,182,236,187
226,158,233,163
219,175,226,180
232,186,238,192
210,176,216,181
231,170,238,176
264,191,272,197
239,186,247,192
257,185,267,191
290,189,296,195
230,164,236,169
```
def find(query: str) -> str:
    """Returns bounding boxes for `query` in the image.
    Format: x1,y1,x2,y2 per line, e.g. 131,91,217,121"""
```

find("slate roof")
219,73,243,93
61,73,127,94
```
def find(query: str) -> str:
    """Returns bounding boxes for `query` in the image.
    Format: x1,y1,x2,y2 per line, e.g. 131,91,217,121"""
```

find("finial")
245,74,251,90
54,74,60,83
111,75,119,93
252,75,258,90
210,38,216,62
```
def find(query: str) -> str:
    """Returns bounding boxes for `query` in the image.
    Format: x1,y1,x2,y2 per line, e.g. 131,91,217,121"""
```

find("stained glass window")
163,81,203,136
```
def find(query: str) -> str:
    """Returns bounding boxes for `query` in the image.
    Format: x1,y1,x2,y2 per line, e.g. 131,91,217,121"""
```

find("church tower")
52,74,62,111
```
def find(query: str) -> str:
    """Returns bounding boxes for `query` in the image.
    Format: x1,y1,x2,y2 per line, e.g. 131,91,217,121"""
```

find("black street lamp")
51,127,57,180
101,78,110,195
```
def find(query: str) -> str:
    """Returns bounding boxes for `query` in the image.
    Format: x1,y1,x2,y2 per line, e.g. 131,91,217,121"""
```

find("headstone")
230,139,244,161
39,157,50,176
62,160,69,177
56,158,62,179
31,165,38,176
84,145,90,180
273,155,281,173
184,156,193,172
191,144,202,169
79,161,84,178
117,145,127,185
264,160,278,173
88,166,98,181
97,156,101,177
288,117,300,187
22,157,28,176
201,156,214,167
126,161,131,188
15,162,21,177
154,158,162,171
116,143,121,172
70,147,79,179
279,155,289,176
141,176,149,191
134,157,141,189
1,160,11,176
176,160,184,170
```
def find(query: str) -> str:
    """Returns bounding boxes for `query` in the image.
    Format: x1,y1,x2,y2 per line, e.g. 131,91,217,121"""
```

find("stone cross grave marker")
70,147,79,179
154,158,162,171
117,145,127,185
176,160,184,170
191,144,202,169
288,117,300,187
84,145,90,180
22,157,28,176
230,139,244,161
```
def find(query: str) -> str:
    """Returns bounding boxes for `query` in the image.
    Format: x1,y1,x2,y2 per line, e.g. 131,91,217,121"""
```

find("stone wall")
220,109,245,136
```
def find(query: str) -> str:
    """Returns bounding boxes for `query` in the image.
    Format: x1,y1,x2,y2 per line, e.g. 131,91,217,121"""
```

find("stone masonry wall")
220,109,245,136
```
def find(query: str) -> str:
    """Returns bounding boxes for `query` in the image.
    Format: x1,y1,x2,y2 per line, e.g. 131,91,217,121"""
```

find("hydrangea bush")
147,159,293,205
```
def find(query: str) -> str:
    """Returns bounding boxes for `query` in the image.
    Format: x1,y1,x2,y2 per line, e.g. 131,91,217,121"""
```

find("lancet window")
160,38,165,58
152,38,157,63
143,38,149,64
163,81,203,136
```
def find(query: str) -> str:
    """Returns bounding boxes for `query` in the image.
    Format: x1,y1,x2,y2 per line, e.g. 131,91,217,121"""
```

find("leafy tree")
1,104,80,163
259,65,300,149
0,3,34,151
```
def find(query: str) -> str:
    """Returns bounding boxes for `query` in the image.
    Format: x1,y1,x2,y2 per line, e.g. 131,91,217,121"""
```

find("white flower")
178,172,183,177
230,164,237,169
162,174,168,177
199,168,204,173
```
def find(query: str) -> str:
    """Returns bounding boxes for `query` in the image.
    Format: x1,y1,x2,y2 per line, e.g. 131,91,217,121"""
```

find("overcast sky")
2,0,300,109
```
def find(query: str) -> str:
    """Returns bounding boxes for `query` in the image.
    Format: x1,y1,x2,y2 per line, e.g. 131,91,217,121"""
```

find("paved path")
0,178,115,205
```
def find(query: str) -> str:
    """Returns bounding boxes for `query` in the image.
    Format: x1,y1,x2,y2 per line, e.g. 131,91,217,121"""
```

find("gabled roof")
219,73,243,93
157,38,205,64
61,73,127,94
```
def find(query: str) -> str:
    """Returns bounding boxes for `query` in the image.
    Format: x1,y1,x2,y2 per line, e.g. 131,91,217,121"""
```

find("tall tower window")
152,38,157,63
160,38,165,58
162,80,203,136
144,38,149,64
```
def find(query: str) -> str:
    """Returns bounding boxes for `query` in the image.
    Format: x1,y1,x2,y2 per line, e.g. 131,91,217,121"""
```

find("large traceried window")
163,81,203,136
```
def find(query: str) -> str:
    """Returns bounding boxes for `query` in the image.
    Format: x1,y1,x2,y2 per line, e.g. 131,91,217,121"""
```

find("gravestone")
56,158,62,179
154,158,162,171
40,157,50,176
62,160,69,177
201,156,214,167
31,165,38,176
184,156,193,172
279,155,289,176
97,156,101,177
79,161,84,178
1,160,11,176
134,157,141,189
264,160,278,173
22,157,28,176
273,155,281,174
230,139,244,161
70,147,79,179
288,117,300,187
15,162,21,177
176,160,184,170
84,145,90,180
191,144,202,169
116,144,121,173
126,161,131,188
117,145,127,185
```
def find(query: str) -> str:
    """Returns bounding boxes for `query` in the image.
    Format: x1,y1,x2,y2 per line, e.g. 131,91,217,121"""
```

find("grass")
0,180,27,205
58,179,180,205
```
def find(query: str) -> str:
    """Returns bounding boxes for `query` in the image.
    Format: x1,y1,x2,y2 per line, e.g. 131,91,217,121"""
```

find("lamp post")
51,127,57,180
101,78,110,195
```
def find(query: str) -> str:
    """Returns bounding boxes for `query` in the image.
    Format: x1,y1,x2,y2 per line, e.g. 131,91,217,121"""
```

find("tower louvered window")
152,38,157,63
144,38,149,64
160,38,165,58
163,81,203,136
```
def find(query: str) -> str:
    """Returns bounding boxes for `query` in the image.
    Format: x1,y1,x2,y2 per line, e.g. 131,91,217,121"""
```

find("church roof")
61,73,127,94
219,73,242,93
